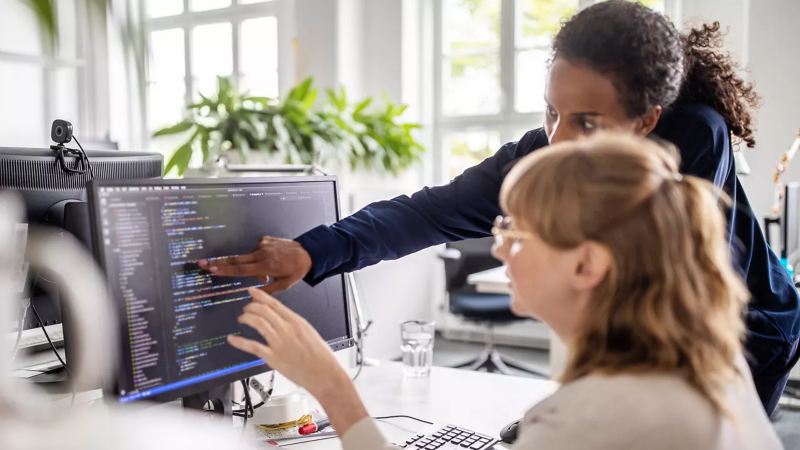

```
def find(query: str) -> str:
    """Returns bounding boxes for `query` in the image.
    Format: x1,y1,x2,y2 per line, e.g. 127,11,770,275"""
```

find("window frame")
430,0,678,183
0,0,104,145
142,0,288,140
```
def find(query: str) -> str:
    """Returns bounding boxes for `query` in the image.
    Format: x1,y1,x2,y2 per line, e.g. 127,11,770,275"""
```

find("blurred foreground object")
0,193,259,450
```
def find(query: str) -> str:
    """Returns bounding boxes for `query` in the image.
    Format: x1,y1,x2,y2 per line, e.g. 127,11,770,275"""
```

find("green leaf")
199,128,210,163
353,98,373,115
23,0,58,53
152,120,194,137
164,142,194,176
300,87,318,112
246,96,276,108
288,77,314,102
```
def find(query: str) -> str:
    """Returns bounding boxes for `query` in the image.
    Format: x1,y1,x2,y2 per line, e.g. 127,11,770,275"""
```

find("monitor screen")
88,177,352,403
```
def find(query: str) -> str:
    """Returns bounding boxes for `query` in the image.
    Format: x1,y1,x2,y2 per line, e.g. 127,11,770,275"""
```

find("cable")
240,378,253,425
233,372,274,416
249,371,274,410
348,273,369,381
29,301,66,370
352,336,364,381
71,136,94,179
374,415,434,425
30,301,75,405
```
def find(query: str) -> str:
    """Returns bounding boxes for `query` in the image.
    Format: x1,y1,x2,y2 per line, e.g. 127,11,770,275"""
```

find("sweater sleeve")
339,417,400,450
295,129,547,285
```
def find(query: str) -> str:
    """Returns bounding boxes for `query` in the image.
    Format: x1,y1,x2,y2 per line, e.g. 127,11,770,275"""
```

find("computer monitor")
1,147,162,227
783,182,800,267
0,147,162,332
87,176,354,404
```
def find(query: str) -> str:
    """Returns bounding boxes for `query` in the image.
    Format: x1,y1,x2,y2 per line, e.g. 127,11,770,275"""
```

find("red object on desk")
298,418,331,435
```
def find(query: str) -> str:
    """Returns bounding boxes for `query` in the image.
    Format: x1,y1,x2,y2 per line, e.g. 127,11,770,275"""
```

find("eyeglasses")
491,215,533,248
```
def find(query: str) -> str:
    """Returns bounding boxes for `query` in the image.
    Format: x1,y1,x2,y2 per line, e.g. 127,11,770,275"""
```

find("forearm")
312,368,370,437
294,131,549,286
297,195,493,285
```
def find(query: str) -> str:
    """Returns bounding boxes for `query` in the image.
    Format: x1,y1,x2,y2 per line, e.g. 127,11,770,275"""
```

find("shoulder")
530,372,715,419
653,102,730,150
516,373,719,450
507,127,548,158
658,102,727,134
489,128,548,176
668,102,728,131
652,102,732,175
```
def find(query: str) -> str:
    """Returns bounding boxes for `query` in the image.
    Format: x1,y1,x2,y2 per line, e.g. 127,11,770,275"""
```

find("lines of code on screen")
96,181,349,399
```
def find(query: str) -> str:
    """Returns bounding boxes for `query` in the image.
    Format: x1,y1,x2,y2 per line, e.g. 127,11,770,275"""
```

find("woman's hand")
228,289,369,435
198,236,312,294
228,288,345,393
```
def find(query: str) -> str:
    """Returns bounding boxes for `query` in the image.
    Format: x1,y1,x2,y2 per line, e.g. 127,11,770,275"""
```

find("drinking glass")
400,320,435,377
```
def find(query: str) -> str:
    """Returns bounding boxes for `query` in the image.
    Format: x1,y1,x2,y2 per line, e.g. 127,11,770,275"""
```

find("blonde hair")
500,132,748,414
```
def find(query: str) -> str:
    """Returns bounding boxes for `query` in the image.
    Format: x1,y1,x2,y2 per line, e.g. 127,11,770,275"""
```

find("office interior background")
2,0,799,376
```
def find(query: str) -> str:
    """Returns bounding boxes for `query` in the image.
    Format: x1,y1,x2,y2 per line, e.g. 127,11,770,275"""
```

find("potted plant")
153,76,426,177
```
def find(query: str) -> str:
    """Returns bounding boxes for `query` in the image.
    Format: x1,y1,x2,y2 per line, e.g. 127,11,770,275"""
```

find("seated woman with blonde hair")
227,133,783,450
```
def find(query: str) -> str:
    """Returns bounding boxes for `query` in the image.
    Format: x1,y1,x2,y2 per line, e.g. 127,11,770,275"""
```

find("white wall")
292,0,441,359
742,0,800,222
679,0,800,223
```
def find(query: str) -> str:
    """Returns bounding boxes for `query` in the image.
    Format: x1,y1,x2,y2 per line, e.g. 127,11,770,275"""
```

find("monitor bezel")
88,175,354,404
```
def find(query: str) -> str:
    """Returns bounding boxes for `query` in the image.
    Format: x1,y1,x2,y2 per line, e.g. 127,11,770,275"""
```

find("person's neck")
545,294,588,344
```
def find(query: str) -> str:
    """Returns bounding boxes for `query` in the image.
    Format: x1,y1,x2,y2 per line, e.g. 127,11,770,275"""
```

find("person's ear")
571,242,611,291
634,105,663,136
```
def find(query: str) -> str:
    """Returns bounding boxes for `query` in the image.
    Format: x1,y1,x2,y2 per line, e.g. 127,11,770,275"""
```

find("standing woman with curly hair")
204,0,799,419
543,0,798,417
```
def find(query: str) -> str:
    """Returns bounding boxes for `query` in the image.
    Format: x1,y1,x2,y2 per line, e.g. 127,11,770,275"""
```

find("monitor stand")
182,384,232,416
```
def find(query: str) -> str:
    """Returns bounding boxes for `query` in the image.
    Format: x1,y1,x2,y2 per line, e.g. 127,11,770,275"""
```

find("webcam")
51,119,73,145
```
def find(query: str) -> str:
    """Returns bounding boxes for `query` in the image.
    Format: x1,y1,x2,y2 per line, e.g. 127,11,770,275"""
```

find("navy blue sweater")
295,103,800,376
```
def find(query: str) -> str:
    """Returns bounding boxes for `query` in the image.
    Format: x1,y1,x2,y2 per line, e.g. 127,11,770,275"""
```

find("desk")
292,361,556,449
13,361,555,449
466,267,568,379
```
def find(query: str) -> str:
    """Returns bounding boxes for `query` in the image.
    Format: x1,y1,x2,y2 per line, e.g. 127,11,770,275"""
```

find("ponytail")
678,22,760,148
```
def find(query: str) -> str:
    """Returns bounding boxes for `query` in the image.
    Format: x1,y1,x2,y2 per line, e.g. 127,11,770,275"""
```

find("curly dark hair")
552,0,760,147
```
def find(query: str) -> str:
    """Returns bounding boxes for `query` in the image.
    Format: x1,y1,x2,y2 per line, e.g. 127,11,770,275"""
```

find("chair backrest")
441,237,502,294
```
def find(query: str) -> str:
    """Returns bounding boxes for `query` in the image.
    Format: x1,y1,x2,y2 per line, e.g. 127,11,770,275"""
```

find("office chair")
439,237,548,377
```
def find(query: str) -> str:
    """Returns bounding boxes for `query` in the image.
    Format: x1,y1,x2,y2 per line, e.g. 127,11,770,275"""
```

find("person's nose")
547,121,576,144
547,123,567,144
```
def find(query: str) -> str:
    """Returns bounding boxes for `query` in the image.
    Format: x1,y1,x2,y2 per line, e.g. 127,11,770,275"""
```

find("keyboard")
396,425,498,450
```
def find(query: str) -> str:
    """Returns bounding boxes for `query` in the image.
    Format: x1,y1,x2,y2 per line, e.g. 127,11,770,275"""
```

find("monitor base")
182,383,232,416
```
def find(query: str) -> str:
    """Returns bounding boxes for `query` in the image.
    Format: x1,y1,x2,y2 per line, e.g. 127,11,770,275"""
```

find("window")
433,0,668,182
144,0,282,142
0,0,87,148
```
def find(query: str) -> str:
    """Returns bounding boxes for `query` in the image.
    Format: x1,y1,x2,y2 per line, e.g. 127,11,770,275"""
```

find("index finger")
198,251,256,270
207,260,264,277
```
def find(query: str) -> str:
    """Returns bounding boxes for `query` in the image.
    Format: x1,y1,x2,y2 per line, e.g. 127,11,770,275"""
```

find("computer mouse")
499,419,520,444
